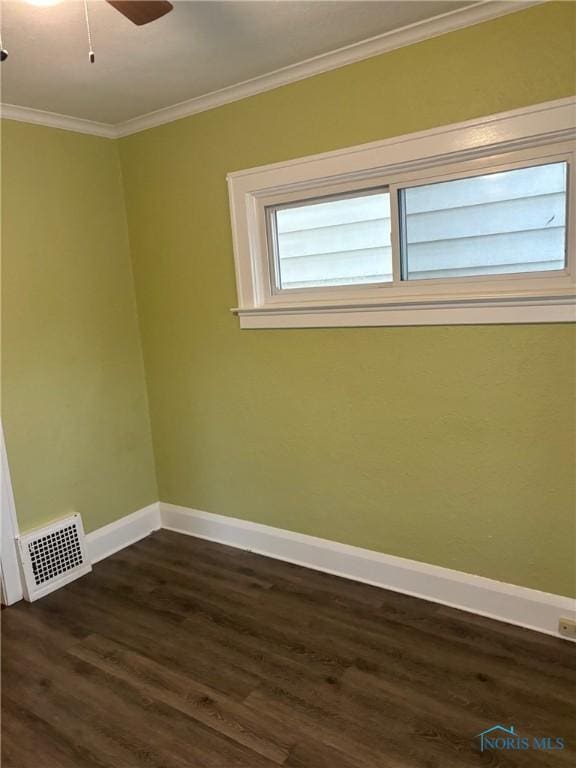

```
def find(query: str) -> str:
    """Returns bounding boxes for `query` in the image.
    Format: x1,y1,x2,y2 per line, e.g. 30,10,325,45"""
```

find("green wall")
1,122,157,533
119,2,576,597
1,4,574,596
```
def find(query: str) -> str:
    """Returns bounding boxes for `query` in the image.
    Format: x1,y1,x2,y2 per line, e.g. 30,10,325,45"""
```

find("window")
399,162,567,281
269,190,392,290
228,98,575,328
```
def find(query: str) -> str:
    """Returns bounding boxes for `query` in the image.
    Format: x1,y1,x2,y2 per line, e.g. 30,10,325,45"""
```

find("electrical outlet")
558,618,576,638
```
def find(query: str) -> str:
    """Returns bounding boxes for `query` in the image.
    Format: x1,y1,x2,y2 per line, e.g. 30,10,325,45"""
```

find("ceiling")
0,0,476,126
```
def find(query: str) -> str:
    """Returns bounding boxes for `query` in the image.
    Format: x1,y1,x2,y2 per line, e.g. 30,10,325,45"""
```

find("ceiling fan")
0,1,174,63
106,1,173,26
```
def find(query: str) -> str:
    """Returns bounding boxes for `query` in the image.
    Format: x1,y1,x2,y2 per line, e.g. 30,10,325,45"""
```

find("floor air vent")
18,514,92,601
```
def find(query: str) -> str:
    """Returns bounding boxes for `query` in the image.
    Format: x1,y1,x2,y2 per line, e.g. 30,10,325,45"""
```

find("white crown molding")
114,0,544,137
1,0,542,139
0,104,118,138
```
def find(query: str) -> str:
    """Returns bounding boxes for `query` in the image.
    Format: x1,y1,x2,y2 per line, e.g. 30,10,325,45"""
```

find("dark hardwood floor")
2,529,574,767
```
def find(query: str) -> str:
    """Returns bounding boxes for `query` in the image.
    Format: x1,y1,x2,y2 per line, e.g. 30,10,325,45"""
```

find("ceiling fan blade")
106,1,174,26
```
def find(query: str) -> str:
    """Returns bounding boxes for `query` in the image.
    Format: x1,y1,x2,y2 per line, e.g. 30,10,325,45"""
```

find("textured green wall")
1,122,157,533
1,4,574,596
119,3,576,597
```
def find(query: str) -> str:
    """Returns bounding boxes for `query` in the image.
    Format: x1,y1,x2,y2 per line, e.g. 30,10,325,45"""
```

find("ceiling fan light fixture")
25,0,62,7
7,0,174,67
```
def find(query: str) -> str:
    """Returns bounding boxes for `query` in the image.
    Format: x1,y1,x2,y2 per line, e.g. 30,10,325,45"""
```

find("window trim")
227,97,576,328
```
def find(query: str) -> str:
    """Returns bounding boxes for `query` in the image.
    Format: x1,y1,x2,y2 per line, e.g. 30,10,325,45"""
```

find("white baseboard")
86,503,161,565
14,498,573,641
161,502,576,641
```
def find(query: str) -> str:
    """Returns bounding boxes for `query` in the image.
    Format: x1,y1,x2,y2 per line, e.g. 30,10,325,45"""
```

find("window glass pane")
400,162,567,280
273,191,392,290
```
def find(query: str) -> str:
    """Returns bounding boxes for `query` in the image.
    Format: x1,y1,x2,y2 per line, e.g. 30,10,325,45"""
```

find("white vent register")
17,514,92,601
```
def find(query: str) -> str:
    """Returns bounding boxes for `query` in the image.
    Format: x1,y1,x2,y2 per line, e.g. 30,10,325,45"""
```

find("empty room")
1,0,575,766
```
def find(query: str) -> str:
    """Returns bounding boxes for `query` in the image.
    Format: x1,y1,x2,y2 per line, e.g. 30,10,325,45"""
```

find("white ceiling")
0,0,475,125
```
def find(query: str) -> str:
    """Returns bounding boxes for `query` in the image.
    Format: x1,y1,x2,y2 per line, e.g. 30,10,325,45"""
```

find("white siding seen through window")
400,162,567,279
269,163,568,291
272,191,392,290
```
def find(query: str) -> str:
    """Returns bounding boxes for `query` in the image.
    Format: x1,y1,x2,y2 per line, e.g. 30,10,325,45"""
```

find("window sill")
228,97,576,330
233,293,575,329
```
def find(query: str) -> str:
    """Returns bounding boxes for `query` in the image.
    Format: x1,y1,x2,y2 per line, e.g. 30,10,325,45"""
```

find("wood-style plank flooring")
2,529,575,767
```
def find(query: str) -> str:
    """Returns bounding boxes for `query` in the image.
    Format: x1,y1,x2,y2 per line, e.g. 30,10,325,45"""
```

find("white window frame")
227,98,576,328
